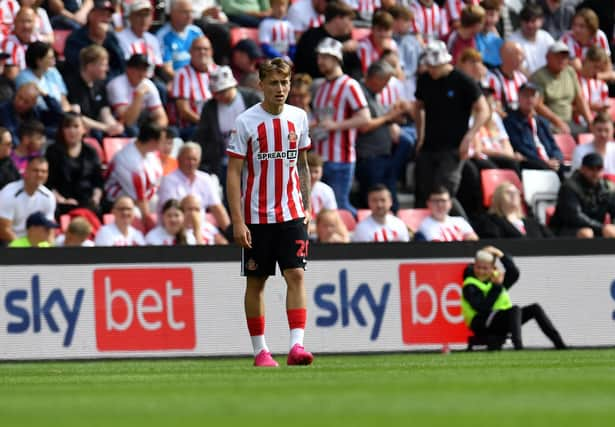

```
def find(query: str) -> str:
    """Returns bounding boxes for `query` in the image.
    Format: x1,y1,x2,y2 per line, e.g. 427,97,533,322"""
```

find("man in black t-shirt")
414,40,489,212
294,1,362,81
66,45,124,140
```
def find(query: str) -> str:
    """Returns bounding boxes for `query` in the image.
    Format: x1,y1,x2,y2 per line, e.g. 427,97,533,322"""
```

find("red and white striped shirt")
352,214,410,242
560,30,611,61
227,104,311,224
348,0,381,21
486,68,527,111
357,35,398,74
576,74,609,125
409,0,449,41
376,76,404,110
104,142,163,203
528,117,550,161
258,17,296,57
445,0,480,23
418,215,475,242
0,0,19,34
287,0,324,33
0,33,26,69
171,63,217,119
312,74,368,163
117,28,163,77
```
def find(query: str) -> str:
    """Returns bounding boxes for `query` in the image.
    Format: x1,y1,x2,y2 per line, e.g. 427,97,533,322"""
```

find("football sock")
247,316,269,356
287,308,306,349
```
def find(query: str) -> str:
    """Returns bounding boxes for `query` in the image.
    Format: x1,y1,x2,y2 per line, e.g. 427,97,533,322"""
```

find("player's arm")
297,149,311,218
227,155,251,248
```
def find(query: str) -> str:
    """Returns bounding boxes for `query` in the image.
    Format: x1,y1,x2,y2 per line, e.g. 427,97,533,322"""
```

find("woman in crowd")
560,8,611,73
19,0,54,43
45,112,104,215
475,181,553,238
146,199,195,245
15,41,70,112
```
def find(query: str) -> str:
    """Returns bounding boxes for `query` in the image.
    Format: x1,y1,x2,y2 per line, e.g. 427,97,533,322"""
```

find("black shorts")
242,218,308,277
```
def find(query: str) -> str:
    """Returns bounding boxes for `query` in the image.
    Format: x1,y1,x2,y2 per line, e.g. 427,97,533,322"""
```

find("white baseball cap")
548,41,570,54
129,0,152,14
316,37,343,62
209,66,238,93
421,40,452,67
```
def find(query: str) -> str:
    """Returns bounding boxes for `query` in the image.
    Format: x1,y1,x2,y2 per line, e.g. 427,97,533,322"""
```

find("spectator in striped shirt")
287,0,326,39
2,6,37,80
312,37,370,216
574,46,610,128
352,184,410,242
357,10,396,75
445,0,481,30
484,41,525,114
258,0,296,62
408,0,449,44
171,36,217,137
560,8,611,74
447,4,485,65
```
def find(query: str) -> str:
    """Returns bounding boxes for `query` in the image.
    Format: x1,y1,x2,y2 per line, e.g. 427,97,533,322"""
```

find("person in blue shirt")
157,0,205,75
475,0,503,68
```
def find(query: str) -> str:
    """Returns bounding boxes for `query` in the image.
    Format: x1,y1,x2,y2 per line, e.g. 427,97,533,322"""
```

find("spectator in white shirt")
180,194,227,245
0,156,55,244
146,198,196,245
418,185,479,242
158,141,230,232
55,216,95,246
352,184,410,242
315,208,349,243
572,112,615,174
507,4,554,75
94,196,146,246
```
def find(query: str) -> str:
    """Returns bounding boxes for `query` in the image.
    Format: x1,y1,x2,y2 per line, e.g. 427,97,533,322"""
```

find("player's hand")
233,222,252,248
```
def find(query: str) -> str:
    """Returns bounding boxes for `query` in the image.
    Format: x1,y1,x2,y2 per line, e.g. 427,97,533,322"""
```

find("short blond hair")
79,45,109,70
259,57,292,81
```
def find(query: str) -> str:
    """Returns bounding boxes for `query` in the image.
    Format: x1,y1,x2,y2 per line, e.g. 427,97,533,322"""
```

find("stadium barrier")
1,239,614,360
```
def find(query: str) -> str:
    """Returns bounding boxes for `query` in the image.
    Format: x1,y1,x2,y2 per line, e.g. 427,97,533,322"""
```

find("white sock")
251,335,269,356
289,328,304,349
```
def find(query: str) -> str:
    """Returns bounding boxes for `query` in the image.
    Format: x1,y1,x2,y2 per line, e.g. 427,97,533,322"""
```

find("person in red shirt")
447,4,485,65
226,58,313,368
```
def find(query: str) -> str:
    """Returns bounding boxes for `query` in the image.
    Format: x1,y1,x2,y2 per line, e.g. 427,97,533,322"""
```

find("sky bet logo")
4,275,84,347
94,268,196,351
314,269,390,340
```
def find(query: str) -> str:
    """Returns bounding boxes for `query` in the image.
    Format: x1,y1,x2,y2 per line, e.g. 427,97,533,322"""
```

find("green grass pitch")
1,349,614,426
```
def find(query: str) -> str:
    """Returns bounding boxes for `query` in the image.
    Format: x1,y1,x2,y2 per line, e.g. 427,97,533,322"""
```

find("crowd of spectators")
2,0,615,247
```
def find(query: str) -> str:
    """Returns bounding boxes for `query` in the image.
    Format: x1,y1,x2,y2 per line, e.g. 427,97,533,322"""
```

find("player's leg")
243,225,278,367
278,219,313,365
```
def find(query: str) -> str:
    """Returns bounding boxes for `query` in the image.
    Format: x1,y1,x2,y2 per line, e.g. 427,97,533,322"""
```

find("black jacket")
463,254,520,327
194,88,261,177
475,213,553,239
550,170,615,234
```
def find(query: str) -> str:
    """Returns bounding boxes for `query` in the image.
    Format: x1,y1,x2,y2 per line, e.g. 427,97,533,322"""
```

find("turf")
1,349,614,427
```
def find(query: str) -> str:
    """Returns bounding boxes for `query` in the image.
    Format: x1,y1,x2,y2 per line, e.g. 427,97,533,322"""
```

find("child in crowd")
55,217,95,247
10,120,45,175
315,208,350,243
575,46,610,128
475,0,503,68
258,0,296,62
357,10,397,75
447,4,485,64
158,128,180,176
146,198,196,245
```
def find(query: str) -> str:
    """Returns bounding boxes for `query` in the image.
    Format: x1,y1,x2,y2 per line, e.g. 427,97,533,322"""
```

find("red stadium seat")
103,137,133,163
52,29,71,60
337,209,357,232
351,28,371,40
396,208,430,232
604,174,615,184
553,133,577,163
356,209,370,222
230,27,259,47
60,214,71,232
480,169,522,207
84,137,105,164
544,205,555,226
577,133,593,145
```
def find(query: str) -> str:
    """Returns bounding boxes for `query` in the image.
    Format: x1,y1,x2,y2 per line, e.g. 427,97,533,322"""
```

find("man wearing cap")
294,1,361,80
106,53,169,133
530,40,592,135
64,0,126,82
550,152,615,238
230,38,263,87
117,1,170,80
8,211,58,247
194,65,261,187
171,36,218,137
312,37,370,216
0,157,55,245
504,81,563,173
414,39,489,212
